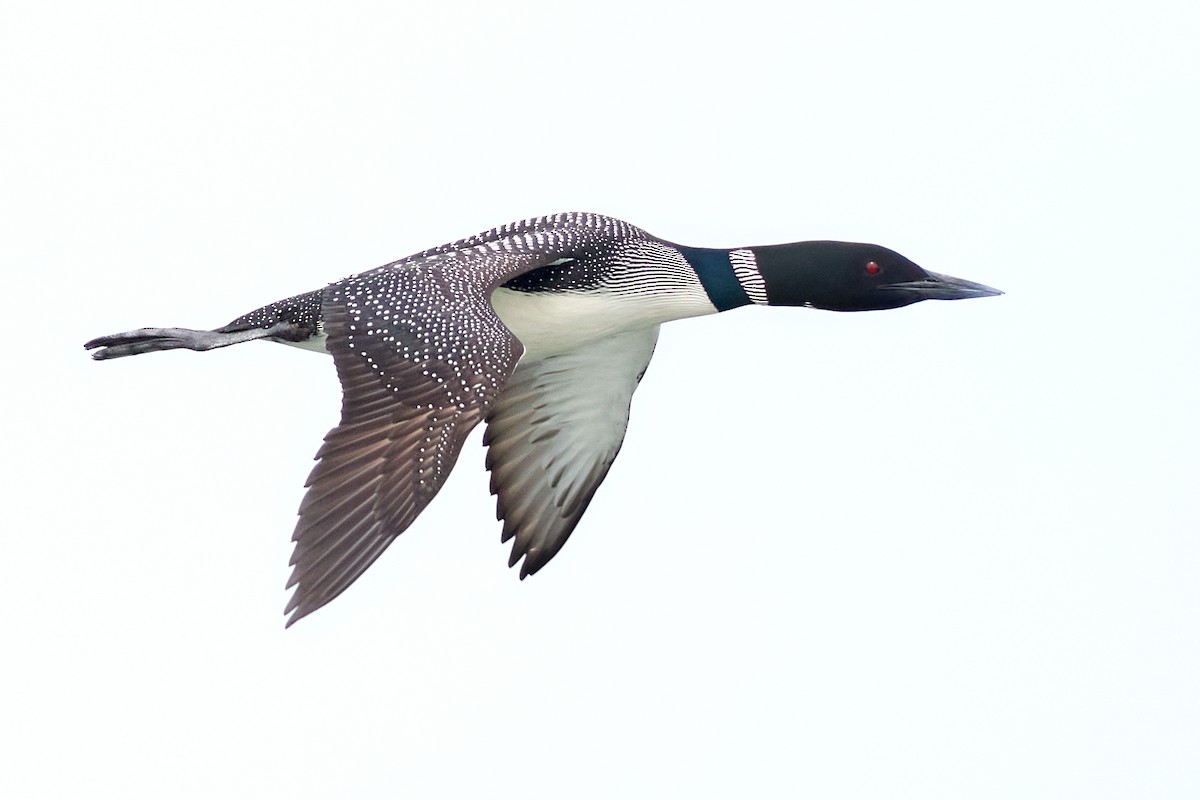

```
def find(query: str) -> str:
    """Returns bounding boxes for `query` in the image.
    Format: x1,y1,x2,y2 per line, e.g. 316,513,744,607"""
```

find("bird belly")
277,333,330,354
490,287,712,361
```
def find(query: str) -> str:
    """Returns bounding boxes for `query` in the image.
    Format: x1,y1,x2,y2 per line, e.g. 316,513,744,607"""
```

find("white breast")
489,287,715,362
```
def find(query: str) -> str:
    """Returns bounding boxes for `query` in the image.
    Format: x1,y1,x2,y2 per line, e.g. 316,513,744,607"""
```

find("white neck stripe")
729,249,769,305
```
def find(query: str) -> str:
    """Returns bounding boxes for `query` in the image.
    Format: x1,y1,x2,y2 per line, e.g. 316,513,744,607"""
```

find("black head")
751,241,1002,311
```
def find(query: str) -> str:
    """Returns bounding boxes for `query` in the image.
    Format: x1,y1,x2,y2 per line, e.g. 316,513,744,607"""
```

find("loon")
85,212,1002,625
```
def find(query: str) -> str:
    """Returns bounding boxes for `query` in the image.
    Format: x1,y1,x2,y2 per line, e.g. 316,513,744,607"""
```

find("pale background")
3,1,1197,798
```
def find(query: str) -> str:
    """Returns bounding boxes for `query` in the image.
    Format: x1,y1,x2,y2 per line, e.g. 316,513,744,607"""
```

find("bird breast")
489,286,714,362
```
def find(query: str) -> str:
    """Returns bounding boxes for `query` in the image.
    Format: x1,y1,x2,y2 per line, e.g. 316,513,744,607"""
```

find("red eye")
865,261,881,275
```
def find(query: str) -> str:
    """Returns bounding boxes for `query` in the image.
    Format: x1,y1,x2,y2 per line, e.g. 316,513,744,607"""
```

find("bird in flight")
86,213,1002,625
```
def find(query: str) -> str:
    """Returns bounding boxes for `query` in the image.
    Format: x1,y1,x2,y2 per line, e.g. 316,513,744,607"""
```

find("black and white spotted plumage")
285,213,667,623
85,211,1002,625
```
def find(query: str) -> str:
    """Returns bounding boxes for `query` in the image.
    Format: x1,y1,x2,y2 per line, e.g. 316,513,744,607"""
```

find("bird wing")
483,325,659,577
283,214,645,625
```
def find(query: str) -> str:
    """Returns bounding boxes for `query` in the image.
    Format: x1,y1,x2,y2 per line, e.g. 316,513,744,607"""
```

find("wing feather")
484,326,659,578
284,252,536,624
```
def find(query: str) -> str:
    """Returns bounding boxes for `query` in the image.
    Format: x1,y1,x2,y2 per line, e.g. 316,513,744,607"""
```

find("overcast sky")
3,1,1198,798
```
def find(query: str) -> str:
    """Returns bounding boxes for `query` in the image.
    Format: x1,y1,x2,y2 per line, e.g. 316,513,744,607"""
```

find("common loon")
85,212,1002,625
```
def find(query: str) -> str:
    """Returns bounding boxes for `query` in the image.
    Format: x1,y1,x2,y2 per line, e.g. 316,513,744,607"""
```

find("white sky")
3,1,1198,797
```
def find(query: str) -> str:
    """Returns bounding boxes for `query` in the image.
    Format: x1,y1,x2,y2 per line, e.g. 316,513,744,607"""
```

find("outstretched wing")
484,325,659,577
284,213,645,625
